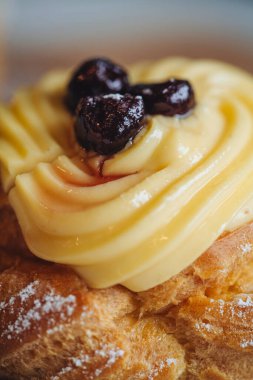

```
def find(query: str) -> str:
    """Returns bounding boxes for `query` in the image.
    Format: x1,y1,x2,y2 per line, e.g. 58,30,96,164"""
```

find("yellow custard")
1,58,253,291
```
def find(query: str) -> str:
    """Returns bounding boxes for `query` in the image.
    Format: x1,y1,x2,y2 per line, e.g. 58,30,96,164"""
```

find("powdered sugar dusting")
239,242,252,254
51,366,72,379
195,321,215,333
194,295,253,350
47,324,65,335
19,280,39,302
0,280,77,342
198,295,253,324
0,280,39,312
50,344,124,380
166,358,177,366
236,296,253,308
80,305,94,320
147,358,177,380
46,305,93,336
95,347,124,366
209,296,253,320
128,357,177,380
240,339,253,348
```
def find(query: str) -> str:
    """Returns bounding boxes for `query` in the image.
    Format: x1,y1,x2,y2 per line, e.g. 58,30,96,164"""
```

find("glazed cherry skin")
74,94,145,155
129,79,195,116
66,57,196,156
66,58,129,113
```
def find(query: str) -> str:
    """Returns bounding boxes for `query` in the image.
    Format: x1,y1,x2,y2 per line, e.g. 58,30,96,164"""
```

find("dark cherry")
129,79,195,116
74,94,145,155
66,58,129,113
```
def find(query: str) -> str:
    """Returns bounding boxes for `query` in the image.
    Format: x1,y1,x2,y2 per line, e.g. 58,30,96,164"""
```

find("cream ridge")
1,58,253,291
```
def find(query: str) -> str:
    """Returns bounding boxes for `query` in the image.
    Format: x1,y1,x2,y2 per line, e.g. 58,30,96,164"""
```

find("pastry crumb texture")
1,189,253,379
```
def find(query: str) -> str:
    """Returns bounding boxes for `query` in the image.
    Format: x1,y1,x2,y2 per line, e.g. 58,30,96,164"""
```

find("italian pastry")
1,57,253,379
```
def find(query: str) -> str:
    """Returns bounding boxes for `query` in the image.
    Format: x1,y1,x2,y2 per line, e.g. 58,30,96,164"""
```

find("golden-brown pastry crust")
139,223,253,314
1,198,253,379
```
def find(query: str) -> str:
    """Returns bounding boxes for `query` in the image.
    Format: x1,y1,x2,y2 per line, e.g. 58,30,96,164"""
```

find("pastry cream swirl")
1,58,253,291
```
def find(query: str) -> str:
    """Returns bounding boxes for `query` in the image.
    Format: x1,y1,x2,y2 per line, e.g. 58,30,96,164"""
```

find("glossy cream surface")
1,58,253,291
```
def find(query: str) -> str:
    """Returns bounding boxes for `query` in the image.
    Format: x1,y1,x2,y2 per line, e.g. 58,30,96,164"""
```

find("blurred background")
0,0,253,99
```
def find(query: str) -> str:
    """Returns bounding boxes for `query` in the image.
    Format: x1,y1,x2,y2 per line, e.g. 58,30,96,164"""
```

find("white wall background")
1,0,253,98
